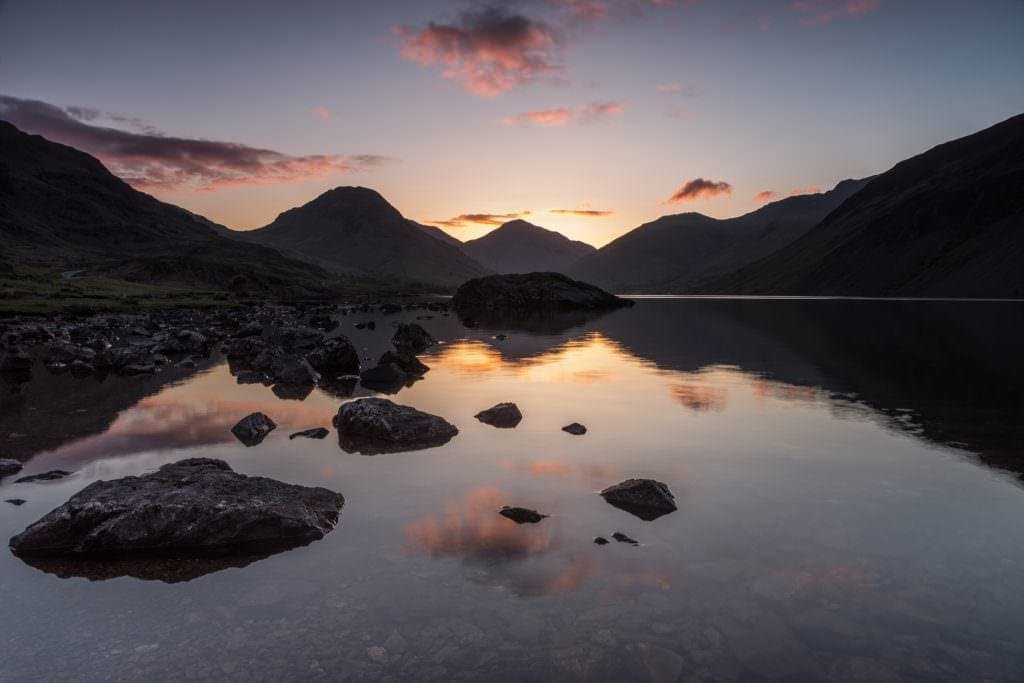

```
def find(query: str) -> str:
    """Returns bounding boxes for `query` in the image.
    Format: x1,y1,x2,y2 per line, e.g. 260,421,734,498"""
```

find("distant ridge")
463,219,596,274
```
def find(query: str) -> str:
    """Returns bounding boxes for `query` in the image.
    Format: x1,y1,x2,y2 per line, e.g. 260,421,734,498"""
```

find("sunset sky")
1,0,1022,246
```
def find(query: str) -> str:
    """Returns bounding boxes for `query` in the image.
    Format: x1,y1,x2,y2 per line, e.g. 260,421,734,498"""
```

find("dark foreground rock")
392,323,435,353
475,402,523,428
453,272,633,315
9,459,344,567
499,506,547,524
594,536,610,545
562,422,587,435
289,427,330,440
360,363,411,394
15,470,73,484
231,412,277,447
0,459,24,479
612,531,639,545
5,499,26,506
333,398,458,454
600,479,677,521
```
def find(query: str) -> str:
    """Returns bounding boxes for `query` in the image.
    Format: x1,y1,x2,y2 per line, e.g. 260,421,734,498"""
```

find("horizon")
1,0,1023,247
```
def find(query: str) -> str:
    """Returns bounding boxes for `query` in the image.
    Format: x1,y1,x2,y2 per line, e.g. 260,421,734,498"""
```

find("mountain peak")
463,219,595,274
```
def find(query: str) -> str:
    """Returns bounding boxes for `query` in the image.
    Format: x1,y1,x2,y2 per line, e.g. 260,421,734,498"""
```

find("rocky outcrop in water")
562,422,587,435
8,459,344,563
499,507,547,524
15,470,73,484
453,273,633,315
600,479,677,521
475,402,523,428
231,412,277,446
289,428,330,440
0,459,23,479
333,398,458,454
392,322,435,353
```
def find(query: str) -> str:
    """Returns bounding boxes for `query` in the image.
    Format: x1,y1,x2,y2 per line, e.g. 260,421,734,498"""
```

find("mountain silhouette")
463,219,595,274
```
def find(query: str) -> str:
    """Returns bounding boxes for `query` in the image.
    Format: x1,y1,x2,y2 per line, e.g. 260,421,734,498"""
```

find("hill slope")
416,222,464,248
0,121,343,295
240,187,489,287
702,113,1024,297
570,179,869,292
463,220,596,274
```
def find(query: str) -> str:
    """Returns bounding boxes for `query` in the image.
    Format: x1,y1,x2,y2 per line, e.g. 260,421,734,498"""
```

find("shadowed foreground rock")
9,459,344,576
333,398,458,454
475,402,523,428
232,412,276,446
453,272,633,314
600,478,677,521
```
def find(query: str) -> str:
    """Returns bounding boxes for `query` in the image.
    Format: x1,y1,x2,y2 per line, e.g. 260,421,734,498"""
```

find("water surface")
2,299,1023,681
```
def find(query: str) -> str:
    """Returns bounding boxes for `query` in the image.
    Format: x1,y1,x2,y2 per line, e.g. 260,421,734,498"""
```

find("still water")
1,298,1023,681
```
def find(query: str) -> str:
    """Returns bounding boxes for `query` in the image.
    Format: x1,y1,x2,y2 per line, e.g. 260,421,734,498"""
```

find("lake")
2,298,1023,681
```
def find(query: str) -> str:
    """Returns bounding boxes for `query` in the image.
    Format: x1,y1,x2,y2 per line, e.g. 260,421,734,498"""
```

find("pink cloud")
310,105,331,120
431,211,532,228
666,178,733,203
396,7,562,98
788,185,822,196
502,101,624,127
754,190,777,202
790,0,880,26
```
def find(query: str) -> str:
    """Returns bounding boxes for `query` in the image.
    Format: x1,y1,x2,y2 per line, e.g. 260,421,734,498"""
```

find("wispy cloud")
431,211,532,228
790,0,880,26
788,185,821,196
656,82,697,96
666,178,732,202
310,105,331,120
501,101,624,127
396,6,562,98
0,94,391,191
550,207,613,217
754,190,778,202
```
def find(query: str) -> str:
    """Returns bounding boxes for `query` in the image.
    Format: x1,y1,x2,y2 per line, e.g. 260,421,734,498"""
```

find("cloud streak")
790,0,880,26
666,178,733,202
501,101,624,127
754,190,778,202
549,208,613,217
0,94,390,191
431,211,532,228
396,7,562,98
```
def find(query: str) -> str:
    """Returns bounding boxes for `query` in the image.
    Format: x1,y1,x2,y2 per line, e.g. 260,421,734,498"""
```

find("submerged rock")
0,459,23,479
475,402,523,428
231,412,277,447
499,506,547,524
15,470,73,484
562,422,587,435
600,479,677,521
289,427,329,440
379,350,429,376
612,531,639,546
593,536,610,545
5,499,26,506
8,459,344,564
333,397,458,454
392,322,435,353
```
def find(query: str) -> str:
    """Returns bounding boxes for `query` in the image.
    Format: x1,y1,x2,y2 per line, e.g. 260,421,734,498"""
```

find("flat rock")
453,272,633,313
5,499,26,506
0,458,24,479
475,402,523,428
231,412,277,447
600,479,677,521
15,470,73,484
333,397,458,454
499,506,547,524
289,428,329,440
562,422,587,435
612,531,639,546
8,459,344,568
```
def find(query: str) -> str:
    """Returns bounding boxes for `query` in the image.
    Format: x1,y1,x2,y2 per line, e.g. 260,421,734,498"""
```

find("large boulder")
599,479,677,521
231,412,277,446
307,336,360,376
8,459,344,562
392,323,435,353
333,398,458,454
453,273,633,314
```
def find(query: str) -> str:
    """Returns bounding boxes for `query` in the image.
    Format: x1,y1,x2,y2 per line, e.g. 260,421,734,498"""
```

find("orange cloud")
754,190,777,202
501,101,624,127
396,7,562,98
666,177,732,203
790,0,880,26
430,211,531,228
0,95,389,191
788,185,822,196
549,208,613,217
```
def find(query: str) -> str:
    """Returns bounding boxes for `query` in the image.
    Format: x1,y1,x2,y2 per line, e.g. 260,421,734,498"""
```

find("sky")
1,0,1022,247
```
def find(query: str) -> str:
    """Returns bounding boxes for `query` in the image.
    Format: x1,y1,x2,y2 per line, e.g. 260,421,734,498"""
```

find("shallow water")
2,299,1023,681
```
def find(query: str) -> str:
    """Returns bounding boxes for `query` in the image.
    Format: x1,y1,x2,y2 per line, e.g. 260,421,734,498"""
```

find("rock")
176,357,197,369
69,359,95,376
562,422,587,435
231,412,277,447
594,536,610,545
367,645,389,664
600,479,677,521
453,272,633,314
121,363,156,375
379,350,429,376
359,363,409,393
392,322,435,352
0,346,31,372
9,458,344,560
271,358,319,387
5,499,26,506
332,397,458,454
15,470,73,483
44,340,95,365
379,303,402,314
0,458,24,479
306,336,360,376
475,402,522,428
612,531,639,546
271,383,315,401
289,428,329,440
499,506,547,524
